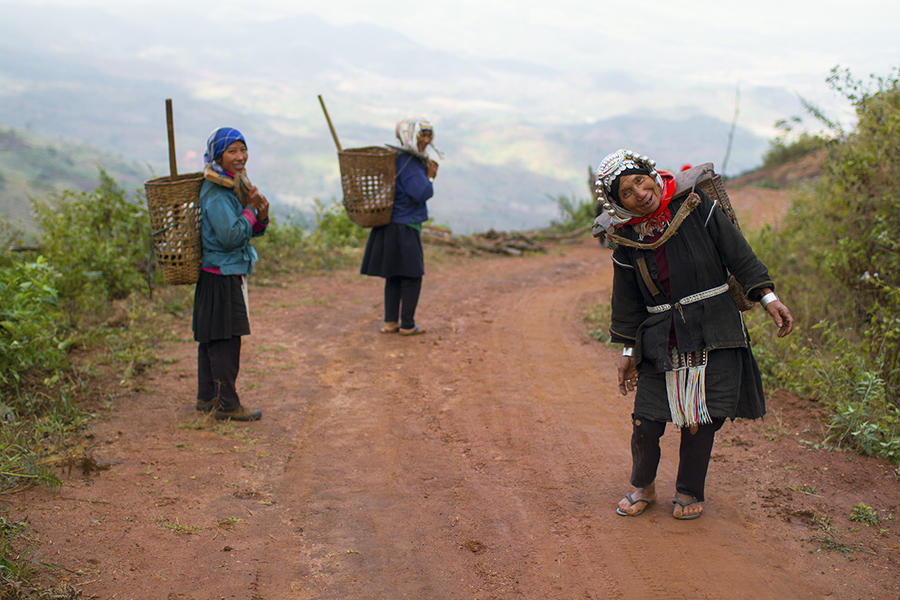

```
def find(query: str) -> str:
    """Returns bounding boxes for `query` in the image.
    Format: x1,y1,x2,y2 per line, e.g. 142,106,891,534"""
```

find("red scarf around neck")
624,169,676,227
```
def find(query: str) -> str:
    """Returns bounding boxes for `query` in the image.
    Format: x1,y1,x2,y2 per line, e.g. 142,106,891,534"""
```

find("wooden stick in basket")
318,95,343,153
165,98,178,177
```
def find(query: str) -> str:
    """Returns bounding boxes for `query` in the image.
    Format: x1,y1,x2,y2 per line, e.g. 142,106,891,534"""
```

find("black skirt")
360,222,424,279
634,347,766,422
192,270,250,343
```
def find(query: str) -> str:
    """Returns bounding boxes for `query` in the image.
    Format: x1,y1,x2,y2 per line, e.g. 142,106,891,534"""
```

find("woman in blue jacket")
361,118,440,336
193,127,268,421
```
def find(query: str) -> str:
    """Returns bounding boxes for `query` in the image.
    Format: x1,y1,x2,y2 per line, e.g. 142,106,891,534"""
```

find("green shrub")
309,199,368,248
249,216,313,276
747,286,900,465
849,503,879,526
252,200,366,277
762,128,829,170
0,219,26,269
30,169,151,319
549,193,597,232
808,69,900,395
0,257,68,395
747,66,900,464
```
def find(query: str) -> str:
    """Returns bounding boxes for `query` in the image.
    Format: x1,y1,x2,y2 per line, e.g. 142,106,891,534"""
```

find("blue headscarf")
204,127,246,177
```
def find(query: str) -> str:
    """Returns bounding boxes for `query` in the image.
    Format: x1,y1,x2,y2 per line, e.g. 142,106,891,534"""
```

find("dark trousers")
630,416,725,501
197,336,242,411
384,276,422,330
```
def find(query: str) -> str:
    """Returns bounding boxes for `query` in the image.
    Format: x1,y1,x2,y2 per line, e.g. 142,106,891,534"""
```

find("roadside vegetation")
747,66,900,467
548,190,597,233
760,119,828,170
0,173,365,593
3,65,899,593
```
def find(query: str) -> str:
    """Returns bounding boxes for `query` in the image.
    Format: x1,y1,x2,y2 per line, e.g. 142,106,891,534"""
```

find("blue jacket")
390,153,433,224
199,179,265,275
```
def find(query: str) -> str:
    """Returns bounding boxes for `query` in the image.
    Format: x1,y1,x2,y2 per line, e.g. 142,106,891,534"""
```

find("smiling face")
417,129,433,153
617,172,661,216
218,140,248,175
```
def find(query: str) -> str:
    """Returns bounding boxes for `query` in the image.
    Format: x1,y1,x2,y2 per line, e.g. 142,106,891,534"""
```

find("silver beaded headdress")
594,149,663,226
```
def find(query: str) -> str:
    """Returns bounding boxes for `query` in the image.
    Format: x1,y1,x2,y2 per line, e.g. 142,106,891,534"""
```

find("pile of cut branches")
422,225,590,256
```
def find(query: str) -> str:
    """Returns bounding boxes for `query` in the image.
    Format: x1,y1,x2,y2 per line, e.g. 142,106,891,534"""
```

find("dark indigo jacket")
609,190,774,373
390,153,433,224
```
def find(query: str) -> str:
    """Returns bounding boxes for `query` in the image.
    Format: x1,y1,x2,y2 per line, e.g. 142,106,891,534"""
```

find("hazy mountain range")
0,3,781,233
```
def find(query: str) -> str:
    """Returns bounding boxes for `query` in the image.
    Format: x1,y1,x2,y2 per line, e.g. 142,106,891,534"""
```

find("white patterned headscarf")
395,118,443,158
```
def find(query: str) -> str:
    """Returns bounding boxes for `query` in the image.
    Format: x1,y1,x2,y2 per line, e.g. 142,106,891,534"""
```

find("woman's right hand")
426,160,439,180
618,355,639,396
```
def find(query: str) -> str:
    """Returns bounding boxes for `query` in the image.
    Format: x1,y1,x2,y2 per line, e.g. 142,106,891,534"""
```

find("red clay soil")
5,186,900,600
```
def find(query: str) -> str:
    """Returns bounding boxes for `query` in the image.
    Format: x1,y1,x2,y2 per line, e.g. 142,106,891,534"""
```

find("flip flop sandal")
616,493,654,517
672,496,703,520
380,326,400,334
399,325,426,336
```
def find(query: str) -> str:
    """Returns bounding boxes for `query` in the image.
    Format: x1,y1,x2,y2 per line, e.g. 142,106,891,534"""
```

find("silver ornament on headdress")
593,149,663,228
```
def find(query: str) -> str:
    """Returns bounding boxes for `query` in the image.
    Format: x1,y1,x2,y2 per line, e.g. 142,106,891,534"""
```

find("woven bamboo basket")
145,172,204,285
338,146,398,227
677,164,755,311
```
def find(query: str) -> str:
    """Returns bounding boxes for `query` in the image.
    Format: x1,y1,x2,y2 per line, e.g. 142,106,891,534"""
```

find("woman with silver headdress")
361,118,441,336
595,149,793,520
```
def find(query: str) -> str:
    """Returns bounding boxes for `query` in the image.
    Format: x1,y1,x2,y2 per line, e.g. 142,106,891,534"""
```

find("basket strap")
397,154,416,179
606,192,701,250
635,256,666,304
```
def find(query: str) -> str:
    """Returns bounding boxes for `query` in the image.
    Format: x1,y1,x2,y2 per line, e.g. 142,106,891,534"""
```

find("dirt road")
9,187,900,599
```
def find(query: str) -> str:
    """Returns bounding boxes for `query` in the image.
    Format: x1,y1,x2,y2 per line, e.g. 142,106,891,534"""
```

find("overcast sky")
2,0,898,228
7,0,900,137
9,0,900,136
58,1,900,98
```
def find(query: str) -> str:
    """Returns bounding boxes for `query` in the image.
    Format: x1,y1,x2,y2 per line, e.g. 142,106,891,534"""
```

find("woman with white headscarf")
360,118,441,336
192,127,269,421
596,149,793,520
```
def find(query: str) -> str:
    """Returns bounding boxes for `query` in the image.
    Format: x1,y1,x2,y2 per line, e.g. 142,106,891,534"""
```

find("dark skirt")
360,223,425,279
634,347,765,422
192,270,250,343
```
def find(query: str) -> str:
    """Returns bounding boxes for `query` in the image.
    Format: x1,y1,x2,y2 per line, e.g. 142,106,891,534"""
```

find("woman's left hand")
764,295,794,338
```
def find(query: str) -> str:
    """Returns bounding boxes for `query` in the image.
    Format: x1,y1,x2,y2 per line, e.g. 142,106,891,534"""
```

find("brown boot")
195,398,216,412
213,406,262,421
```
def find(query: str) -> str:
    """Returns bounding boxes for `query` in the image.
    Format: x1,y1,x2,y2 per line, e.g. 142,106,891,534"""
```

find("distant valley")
0,3,777,233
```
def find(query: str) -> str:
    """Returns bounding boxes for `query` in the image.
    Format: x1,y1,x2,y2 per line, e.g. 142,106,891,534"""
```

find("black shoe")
213,406,262,421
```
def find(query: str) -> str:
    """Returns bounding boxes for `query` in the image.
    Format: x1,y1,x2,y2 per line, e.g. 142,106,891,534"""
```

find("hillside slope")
0,127,151,230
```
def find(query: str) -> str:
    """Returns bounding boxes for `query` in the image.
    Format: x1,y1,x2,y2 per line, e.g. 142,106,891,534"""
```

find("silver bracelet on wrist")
760,292,778,308
622,347,634,357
